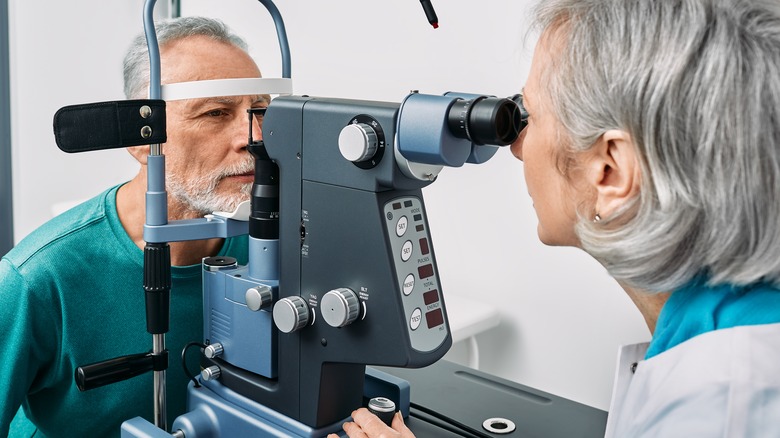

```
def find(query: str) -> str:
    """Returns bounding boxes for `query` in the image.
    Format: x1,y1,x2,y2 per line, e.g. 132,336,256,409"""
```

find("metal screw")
140,126,153,138
139,105,152,118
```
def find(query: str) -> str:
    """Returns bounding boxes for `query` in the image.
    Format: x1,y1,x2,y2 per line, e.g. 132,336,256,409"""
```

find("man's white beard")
167,157,254,215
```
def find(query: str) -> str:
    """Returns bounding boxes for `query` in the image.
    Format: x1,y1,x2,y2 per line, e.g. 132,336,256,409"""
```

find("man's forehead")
184,94,269,107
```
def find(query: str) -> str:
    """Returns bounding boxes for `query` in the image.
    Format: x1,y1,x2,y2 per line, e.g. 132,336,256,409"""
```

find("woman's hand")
327,408,416,438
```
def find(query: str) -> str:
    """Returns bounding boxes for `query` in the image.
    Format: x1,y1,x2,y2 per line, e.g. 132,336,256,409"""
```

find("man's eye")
250,107,266,124
205,109,227,117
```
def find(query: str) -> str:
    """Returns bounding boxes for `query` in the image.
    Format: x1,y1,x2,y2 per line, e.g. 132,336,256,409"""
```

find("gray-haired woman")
337,0,780,436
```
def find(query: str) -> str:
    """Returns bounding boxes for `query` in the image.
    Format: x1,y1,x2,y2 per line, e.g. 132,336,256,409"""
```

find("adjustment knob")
339,123,378,162
201,365,221,381
246,285,273,311
273,296,311,333
321,288,360,328
203,343,223,359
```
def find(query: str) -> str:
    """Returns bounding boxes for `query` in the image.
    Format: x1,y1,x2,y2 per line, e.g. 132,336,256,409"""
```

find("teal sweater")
1,185,247,437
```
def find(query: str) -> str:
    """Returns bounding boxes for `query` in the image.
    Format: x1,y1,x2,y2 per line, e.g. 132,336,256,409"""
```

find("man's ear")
585,129,640,218
126,145,149,165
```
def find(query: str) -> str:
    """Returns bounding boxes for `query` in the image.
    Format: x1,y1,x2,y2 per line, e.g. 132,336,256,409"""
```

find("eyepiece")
510,93,529,132
447,96,522,146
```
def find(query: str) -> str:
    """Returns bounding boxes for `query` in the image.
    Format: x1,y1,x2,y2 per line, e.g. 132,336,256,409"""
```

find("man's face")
160,35,266,216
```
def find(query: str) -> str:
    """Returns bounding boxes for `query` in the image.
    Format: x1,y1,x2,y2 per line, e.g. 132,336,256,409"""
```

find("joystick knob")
338,123,378,162
321,288,360,328
273,296,311,333
368,397,397,426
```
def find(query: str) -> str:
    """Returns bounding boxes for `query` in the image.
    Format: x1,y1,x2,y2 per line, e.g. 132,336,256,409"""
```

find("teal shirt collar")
647,277,780,359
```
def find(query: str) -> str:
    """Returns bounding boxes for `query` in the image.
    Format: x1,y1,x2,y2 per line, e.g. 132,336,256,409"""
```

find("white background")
9,0,651,410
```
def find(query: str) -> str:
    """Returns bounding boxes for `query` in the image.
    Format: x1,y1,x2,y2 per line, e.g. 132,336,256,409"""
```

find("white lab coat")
604,322,780,437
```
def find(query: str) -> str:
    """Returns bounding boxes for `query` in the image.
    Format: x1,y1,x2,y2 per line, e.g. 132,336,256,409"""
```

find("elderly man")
1,16,267,436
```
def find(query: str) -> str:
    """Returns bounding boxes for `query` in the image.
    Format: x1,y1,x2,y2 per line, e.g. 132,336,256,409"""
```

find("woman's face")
511,34,589,247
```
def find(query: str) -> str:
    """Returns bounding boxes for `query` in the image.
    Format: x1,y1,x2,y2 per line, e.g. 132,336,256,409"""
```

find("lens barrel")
447,96,522,146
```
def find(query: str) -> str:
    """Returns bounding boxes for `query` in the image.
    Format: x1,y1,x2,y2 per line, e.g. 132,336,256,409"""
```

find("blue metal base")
121,368,410,438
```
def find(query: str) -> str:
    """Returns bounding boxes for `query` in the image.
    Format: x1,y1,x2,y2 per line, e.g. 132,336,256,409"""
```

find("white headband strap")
160,78,293,101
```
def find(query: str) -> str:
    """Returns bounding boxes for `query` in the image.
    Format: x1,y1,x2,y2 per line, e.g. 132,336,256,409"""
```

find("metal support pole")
0,0,13,254
153,334,167,430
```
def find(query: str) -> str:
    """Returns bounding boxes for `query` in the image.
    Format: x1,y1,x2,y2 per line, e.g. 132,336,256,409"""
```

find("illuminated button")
423,289,439,305
410,308,422,330
426,309,444,328
403,274,415,296
401,240,413,261
418,264,434,279
393,202,402,210
396,216,408,237
419,238,430,255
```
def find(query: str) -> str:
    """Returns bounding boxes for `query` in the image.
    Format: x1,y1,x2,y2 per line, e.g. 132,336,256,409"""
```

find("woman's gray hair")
532,0,780,292
123,16,249,99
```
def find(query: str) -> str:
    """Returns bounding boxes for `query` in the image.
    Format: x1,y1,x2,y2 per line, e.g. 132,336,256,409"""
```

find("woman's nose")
510,128,525,161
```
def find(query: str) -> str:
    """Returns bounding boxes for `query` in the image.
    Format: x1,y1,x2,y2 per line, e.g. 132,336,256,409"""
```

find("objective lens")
447,96,522,145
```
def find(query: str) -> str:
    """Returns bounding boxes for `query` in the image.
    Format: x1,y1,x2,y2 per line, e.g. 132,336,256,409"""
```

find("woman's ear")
585,129,640,217
126,145,149,165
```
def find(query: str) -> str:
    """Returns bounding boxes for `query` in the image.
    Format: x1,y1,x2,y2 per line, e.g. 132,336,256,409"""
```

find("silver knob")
338,123,378,162
246,285,273,311
273,296,311,333
321,288,360,328
201,365,221,381
204,343,223,359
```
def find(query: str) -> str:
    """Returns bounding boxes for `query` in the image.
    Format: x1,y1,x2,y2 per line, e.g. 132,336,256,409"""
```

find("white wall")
10,0,651,411
9,0,175,239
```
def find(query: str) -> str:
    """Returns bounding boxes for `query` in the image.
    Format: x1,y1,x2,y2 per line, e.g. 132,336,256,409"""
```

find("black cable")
181,341,207,388
410,402,493,438
410,410,478,437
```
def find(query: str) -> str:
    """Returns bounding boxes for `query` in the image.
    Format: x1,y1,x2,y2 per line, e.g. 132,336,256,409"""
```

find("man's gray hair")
123,16,249,99
532,0,780,292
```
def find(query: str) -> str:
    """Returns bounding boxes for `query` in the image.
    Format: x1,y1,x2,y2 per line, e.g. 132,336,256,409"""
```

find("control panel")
383,196,448,352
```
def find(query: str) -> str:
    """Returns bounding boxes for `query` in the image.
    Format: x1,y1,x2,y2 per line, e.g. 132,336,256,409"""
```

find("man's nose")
250,113,263,141
510,128,525,161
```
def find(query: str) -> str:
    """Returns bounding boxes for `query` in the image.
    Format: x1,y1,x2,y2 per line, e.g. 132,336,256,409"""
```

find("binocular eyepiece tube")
395,91,528,174
446,95,525,146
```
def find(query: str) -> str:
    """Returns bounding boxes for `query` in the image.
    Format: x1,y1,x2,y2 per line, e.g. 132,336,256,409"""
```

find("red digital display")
426,309,444,328
418,264,434,279
423,289,439,305
419,238,430,255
